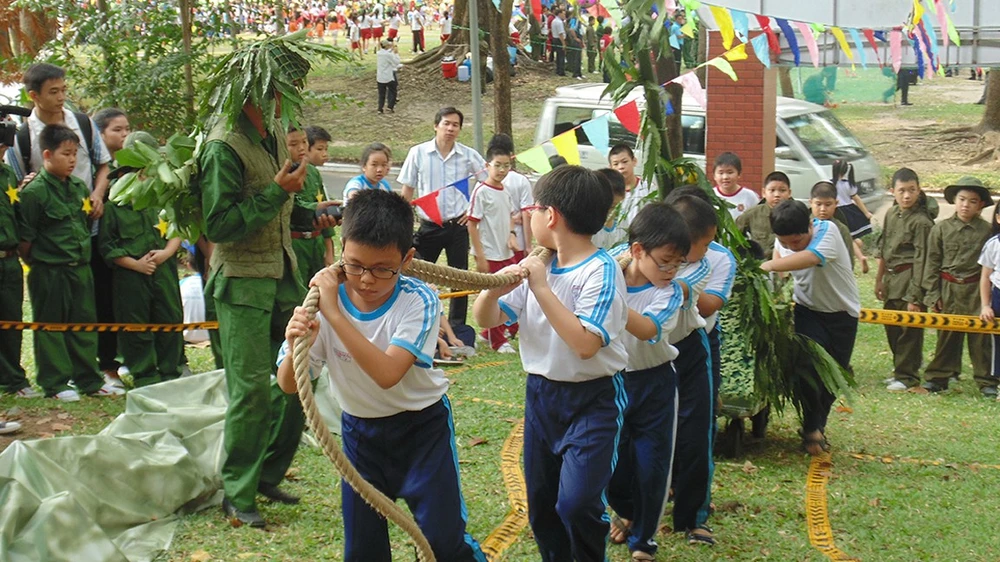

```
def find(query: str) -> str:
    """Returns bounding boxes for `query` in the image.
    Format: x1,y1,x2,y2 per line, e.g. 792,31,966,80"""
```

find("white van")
533,83,886,209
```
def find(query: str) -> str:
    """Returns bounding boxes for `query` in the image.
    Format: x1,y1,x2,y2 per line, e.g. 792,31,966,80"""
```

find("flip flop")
800,429,830,456
630,550,655,561
609,515,631,545
686,525,716,546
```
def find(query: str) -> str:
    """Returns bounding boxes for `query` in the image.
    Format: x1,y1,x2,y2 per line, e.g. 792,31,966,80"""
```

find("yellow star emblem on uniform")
316,192,324,203
5,184,17,204
82,196,92,214
157,219,169,237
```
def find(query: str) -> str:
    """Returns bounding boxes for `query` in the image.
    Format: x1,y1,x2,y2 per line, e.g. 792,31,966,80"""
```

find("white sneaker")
497,342,516,354
117,365,131,376
0,421,22,435
92,383,126,397
882,376,896,385
15,387,42,398
54,389,81,402
104,373,125,389
886,380,909,392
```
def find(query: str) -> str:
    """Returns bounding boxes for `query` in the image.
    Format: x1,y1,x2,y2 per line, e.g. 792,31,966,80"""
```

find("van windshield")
782,110,866,163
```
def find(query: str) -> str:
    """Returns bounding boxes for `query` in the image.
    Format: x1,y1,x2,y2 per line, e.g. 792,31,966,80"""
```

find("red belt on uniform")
940,272,979,285
291,230,322,240
888,263,913,274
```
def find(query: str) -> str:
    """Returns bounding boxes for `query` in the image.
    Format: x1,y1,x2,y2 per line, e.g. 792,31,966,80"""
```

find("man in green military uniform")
874,169,934,391
99,147,184,388
920,178,994,395
198,33,344,527
0,148,40,397
286,126,335,286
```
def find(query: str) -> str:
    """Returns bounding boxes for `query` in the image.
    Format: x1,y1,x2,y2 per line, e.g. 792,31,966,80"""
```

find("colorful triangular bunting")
551,130,581,166
613,100,642,135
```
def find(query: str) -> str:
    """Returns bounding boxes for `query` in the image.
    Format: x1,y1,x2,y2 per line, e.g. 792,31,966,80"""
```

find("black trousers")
414,219,469,325
377,80,397,111
794,305,858,434
90,239,118,371
412,29,424,52
553,39,565,76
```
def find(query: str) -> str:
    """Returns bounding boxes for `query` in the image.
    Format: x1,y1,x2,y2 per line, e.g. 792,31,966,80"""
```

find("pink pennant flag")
665,0,677,17
890,29,903,74
674,73,705,109
935,0,949,49
613,100,642,134
795,21,820,68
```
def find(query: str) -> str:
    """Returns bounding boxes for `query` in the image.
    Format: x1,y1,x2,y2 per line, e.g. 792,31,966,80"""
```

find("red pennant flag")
411,191,443,226
755,15,780,54
613,101,641,134
531,0,542,23
863,29,884,67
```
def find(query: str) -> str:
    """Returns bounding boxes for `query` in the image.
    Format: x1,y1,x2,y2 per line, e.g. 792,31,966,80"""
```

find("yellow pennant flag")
551,130,581,166
709,6,736,50
515,145,552,174
830,27,854,61
723,43,748,62
911,0,923,29
702,57,738,81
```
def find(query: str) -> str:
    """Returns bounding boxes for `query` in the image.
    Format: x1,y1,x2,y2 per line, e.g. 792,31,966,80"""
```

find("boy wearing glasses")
277,189,486,561
605,203,690,560
468,140,521,353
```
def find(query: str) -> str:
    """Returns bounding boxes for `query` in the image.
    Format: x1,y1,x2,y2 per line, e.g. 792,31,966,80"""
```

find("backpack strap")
16,122,31,175
73,111,97,167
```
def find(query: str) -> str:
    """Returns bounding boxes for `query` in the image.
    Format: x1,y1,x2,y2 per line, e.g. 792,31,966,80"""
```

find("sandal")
609,515,631,545
800,429,830,456
686,525,716,546
631,550,655,561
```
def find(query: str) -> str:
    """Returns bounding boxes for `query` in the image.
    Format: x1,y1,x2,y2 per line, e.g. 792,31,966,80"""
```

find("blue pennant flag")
450,177,471,200
730,9,750,42
775,18,800,66
665,99,675,115
581,115,611,156
848,28,867,68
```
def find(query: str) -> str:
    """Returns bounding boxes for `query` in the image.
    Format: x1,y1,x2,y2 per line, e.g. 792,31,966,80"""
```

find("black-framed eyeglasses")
340,262,402,280
650,256,687,274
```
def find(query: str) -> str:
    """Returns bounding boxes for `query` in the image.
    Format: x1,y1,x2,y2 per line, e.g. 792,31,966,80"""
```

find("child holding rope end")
276,188,486,561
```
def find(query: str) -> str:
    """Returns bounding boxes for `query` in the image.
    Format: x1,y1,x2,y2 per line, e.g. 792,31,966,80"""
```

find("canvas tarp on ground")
0,369,343,562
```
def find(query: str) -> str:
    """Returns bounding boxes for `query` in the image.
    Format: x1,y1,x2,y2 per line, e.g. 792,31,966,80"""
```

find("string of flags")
411,0,965,219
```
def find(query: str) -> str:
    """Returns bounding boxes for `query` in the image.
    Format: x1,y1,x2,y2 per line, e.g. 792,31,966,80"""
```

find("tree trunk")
653,47,682,171
636,48,673,197
491,0,514,137
779,66,794,97
410,0,471,70
694,20,707,86
976,68,1000,133
180,0,195,128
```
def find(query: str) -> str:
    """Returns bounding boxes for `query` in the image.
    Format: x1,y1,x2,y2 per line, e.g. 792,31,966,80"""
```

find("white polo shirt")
668,256,711,344
978,234,1000,290
702,241,737,333
498,249,628,381
280,276,449,418
550,16,565,40
592,220,627,249
619,177,654,231
502,170,533,251
468,181,515,261
397,138,486,222
714,185,760,219
776,218,861,317
441,16,452,35
623,280,683,371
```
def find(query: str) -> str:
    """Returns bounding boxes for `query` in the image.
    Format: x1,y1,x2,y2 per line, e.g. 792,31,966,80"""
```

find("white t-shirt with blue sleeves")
668,256,711,344
623,280,683,371
278,276,449,418
775,218,860,317
978,234,1000,290
341,174,393,204
498,249,628,382
703,241,737,333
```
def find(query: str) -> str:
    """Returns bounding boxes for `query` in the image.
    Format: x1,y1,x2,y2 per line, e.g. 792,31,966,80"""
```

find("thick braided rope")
290,246,631,560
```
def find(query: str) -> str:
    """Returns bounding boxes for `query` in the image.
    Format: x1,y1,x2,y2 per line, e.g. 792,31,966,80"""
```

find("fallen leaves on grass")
51,423,72,432
835,405,854,414
189,550,211,561
742,460,759,475
468,437,488,447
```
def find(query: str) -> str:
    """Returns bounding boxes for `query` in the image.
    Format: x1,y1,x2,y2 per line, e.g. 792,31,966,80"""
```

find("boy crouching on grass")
474,165,629,562
761,200,860,455
277,189,486,561
605,203,690,560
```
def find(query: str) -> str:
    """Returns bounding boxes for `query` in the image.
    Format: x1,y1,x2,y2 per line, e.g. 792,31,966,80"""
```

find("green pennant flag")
516,145,552,174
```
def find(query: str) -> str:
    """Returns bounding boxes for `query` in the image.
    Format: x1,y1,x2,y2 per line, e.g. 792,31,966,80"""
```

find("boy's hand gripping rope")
289,248,633,559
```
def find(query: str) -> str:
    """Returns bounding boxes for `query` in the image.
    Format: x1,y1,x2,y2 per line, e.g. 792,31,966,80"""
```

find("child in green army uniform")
809,181,864,271
17,125,124,401
98,132,184,388
735,171,792,254
919,177,995,397
875,168,934,392
0,147,40,397
287,125,335,286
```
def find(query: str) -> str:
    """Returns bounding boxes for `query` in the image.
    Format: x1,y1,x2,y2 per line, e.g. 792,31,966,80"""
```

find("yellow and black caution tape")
0,321,219,333
481,419,529,560
858,308,1000,335
805,452,859,561
847,452,1000,471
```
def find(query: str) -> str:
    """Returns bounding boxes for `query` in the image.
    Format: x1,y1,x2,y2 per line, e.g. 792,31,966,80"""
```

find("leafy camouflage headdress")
202,29,349,133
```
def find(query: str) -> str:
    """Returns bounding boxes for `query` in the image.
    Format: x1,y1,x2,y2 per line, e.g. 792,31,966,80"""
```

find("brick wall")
705,31,777,194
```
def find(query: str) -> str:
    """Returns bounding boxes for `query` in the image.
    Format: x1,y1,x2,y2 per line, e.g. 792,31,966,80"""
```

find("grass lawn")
3,269,1000,561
